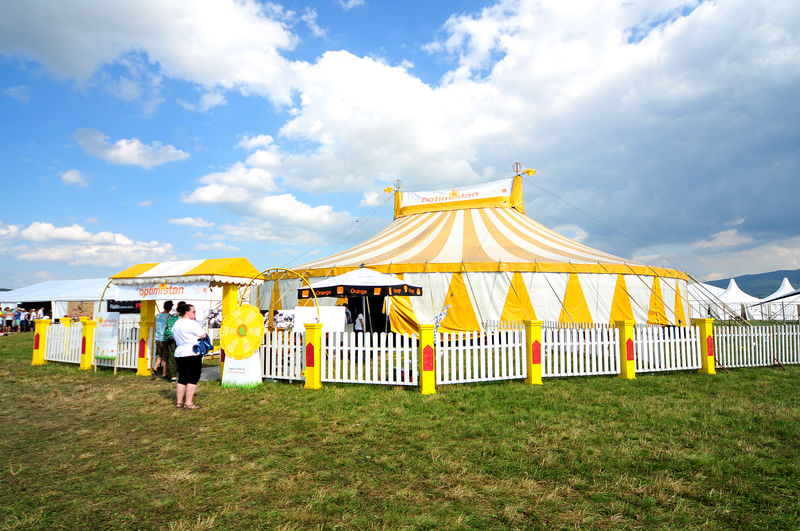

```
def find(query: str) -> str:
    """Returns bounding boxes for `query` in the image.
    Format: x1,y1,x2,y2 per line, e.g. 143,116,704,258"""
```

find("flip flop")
175,403,183,408
183,404,201,410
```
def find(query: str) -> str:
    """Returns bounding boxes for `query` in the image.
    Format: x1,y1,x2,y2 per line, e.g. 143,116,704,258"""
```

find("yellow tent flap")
559,273,593,323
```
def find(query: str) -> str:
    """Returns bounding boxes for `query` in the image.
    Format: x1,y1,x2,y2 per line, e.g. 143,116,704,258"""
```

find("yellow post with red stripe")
79,318,96,370
220,284,239,378
303,322,323,389
524,320,543,385
137,300,155,376
693,318,716,375
614,320,636,380
418,324,435,394
31,318,51,366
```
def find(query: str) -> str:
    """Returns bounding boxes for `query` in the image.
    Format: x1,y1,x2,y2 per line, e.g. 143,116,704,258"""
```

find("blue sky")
1,0,799,288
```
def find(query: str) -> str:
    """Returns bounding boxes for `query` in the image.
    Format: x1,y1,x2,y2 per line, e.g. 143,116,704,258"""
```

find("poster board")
95,311,119,359
67,301,94,319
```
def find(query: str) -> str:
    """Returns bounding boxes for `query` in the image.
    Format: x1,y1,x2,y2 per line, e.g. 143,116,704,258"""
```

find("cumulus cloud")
2,0,799,279
169,217,215,228
74,128,189,169
3,221,172,266
61,169,88,187
0,0,298,105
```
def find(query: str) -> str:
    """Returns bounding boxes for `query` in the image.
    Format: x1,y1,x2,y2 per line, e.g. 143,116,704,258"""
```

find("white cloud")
0,0,298,106
74,128,189,169
338,0,365,11
4,221,173,266
138,200,152,207
195,241,240,252
0,222,20,240
85,216,99,225
34,270,53,281
360,191,382,207
553,224,589,244
178,91,227,111
169,217,215,228
60,169,88,187
693,229,753,250
2,0,799,279
237,134,274,150
3,84,30,103
302,8,325,37
635,234,800,282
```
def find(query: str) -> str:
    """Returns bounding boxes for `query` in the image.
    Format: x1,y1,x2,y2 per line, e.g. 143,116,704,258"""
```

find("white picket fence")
44,322,83,364
260,330,305,381
436,329,526,384
481,320,525,332
714,324,800,368
541,324,619,377
111,322,151,370
634,325,701,373
322,331,418,385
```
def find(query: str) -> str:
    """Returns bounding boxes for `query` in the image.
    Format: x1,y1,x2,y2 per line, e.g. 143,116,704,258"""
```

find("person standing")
354,308,365,333
153,301,174,379
171,303,206,409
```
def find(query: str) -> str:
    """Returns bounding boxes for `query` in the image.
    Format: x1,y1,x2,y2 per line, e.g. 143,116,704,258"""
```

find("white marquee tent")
0,278,118,319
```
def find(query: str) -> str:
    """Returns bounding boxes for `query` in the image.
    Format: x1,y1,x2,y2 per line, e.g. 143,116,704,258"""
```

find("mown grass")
1,332,799,530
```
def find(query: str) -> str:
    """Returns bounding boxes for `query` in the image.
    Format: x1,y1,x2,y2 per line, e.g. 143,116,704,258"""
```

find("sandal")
183,404,201,410
175,403,183,408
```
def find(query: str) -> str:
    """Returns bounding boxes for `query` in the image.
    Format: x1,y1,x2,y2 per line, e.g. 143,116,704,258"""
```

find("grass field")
1,332,799,530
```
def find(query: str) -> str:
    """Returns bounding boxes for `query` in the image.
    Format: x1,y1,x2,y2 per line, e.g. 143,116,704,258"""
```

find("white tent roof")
718,279,761,304
0,278,117,305
765,277,795,301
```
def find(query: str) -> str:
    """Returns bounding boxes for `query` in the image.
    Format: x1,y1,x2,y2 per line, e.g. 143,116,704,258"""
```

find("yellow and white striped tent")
269,177,689,334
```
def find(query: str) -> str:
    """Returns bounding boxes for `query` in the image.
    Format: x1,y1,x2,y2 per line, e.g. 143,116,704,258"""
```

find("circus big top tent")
270,176,691,334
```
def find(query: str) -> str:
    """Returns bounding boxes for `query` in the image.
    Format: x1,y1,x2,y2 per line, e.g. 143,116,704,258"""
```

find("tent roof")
765,277,795,300
718,279,761,304
293,177,686,280
0,278,116,305
111,258,263,286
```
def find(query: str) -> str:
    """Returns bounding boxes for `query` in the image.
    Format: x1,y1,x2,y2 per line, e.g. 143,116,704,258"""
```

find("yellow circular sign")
220,304,265,360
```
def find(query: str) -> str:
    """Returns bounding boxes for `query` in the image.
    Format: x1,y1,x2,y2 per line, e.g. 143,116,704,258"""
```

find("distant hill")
705,269,800,299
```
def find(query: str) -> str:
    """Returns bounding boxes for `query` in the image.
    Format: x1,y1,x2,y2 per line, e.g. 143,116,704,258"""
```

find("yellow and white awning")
112,258,264,286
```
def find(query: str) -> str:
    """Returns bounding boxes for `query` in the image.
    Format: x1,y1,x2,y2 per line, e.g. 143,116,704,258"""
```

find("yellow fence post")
80,320,97,370
614,320,636,380
524,320,543,385
418,324,435,395
137,300,155,376
693,318,716,375
303,322,323,389
31,319,51,366
220,284,239,378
